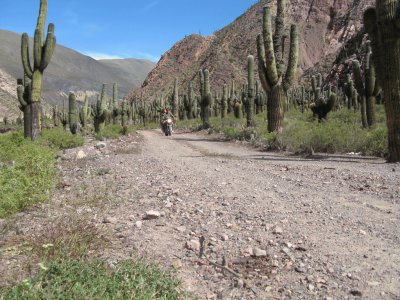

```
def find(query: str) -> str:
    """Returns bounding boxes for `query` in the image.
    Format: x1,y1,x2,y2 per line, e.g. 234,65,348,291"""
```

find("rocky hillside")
128,0,372,100
0,69,19,120
0,29,155,120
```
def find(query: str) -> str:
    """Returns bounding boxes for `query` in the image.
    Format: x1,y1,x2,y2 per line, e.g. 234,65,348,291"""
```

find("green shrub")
40,128,85,149
0,132,56,217
175,107,388,158
2,259,183,300
95,125,135,140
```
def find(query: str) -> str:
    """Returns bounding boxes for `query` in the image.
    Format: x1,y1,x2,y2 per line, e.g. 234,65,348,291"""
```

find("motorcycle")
162,118,173,136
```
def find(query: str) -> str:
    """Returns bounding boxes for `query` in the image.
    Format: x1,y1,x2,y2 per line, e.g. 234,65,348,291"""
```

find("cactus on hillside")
242,55,256,127
199,69,212,128
121,100,128,133
254,81,265,114
183,82,195,119
91,84,107,133
52,105,60,127
21,0,56,140
344,74,358,111
352,43,379,128
60,100,68,131
79,94,90,130
16,76,32,137
221,84,228,119
68,92,79,134
172,78,179,120
310,74,337,121
111,83,120,124
363,0,400,161
257,0,299,132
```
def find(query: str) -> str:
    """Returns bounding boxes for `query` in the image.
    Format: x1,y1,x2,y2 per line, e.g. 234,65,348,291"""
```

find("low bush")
2,259,183,299
40,127,85,149
175,106,388,158
0,132,56,218
95,124,135,140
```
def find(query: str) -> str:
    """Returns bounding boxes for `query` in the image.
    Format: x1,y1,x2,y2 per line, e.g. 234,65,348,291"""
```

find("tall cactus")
16,76,32,138
91,84,107,133
221,84,228,119
52,105,60,127
111,83,120,124
344,74,358,110
363,1,400,161
79,94,90,130
199,69,212,128
352,43,379,128
21,0,56,140
184,82,195,119
60,100,68,131
121,100,128,134
172,78,179,120
257,0,299,132
310,74,337,121
243,55,255,127
68,92,78,134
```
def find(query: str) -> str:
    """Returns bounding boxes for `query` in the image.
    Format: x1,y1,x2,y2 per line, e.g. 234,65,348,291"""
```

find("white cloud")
131,51,160,62
83,52,124,60
81,50,160,62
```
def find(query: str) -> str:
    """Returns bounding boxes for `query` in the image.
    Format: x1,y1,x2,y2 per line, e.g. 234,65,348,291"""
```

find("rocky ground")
1,129,399,299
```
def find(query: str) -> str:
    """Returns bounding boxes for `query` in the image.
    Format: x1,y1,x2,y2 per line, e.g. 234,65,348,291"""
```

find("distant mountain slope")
0,29,156,119
128,0,372,101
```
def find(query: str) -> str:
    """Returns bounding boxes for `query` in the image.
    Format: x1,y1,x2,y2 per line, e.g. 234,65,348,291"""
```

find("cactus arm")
311,76,317,93
273,0,286,76
36,0,47,40
283,24,299,91
365,45,376,97
33,28,43,69
40,24,56,70
17,84,28,109
204,69,211,106
199,69,205,97
363,7,383,83
21,34,33,78
352,60,365,96
262,7,279,86
247,55,255,99
257,34,271,92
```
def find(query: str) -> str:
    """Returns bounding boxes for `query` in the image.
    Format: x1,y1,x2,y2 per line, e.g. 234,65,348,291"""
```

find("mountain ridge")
0,29,155,119
128,0,372,101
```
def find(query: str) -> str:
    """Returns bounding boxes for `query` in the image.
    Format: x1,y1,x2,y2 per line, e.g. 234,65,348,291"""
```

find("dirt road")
1,130,399,299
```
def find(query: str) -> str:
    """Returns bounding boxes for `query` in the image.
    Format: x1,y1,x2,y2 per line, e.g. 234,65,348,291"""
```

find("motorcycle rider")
160,108,175,133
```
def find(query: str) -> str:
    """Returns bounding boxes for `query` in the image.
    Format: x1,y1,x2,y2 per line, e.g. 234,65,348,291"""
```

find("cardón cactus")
199,69,212,128
310,74,337,121
16,76,32,138
91,84,107,133
363,0,400,162
352,43,379,128
243,55,255,127
68,92,78,134
257,0,299,132
20,0,56,140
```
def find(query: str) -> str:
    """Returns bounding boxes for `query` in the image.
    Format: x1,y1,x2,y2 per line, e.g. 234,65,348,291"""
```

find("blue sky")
1,0,257,62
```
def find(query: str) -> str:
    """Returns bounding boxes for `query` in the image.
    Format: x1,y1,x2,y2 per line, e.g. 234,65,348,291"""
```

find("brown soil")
1,130,399,299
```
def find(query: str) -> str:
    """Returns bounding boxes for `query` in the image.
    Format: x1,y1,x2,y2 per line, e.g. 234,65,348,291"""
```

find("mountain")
0,29,156,119
128,0,372,101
